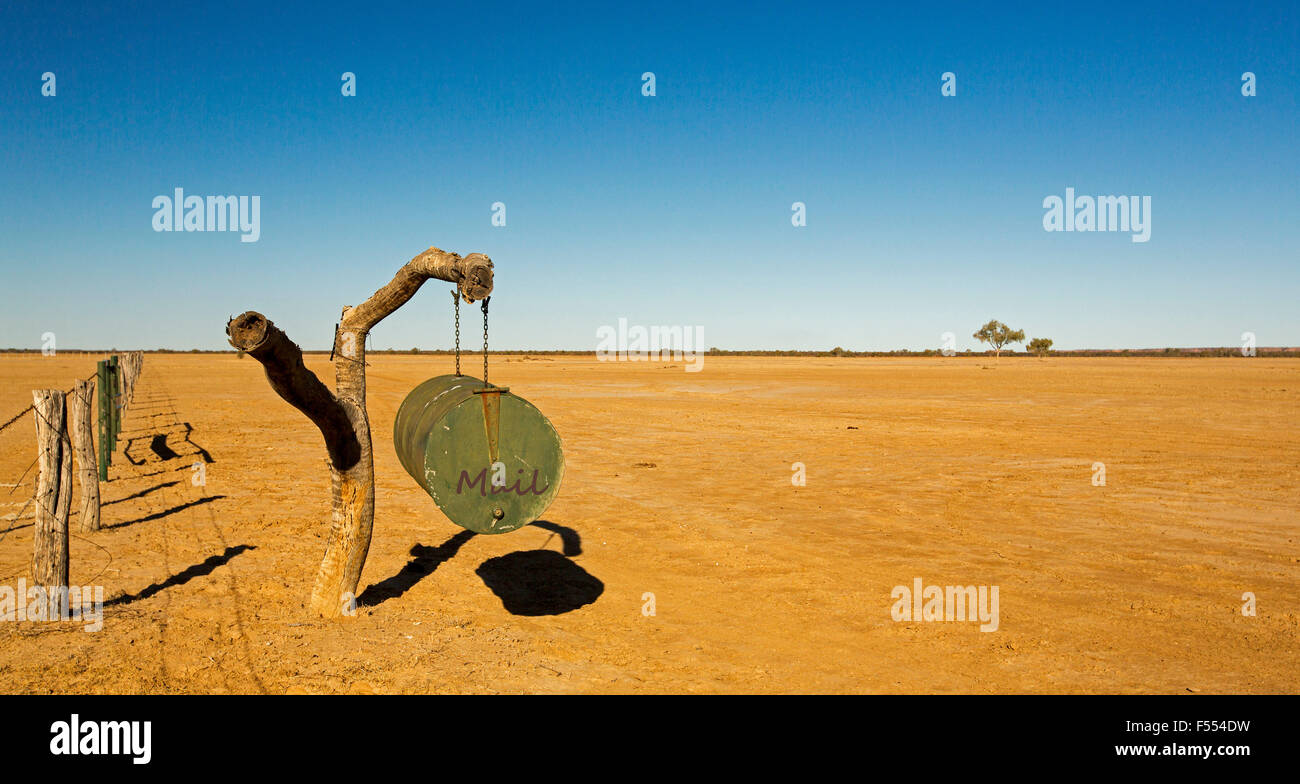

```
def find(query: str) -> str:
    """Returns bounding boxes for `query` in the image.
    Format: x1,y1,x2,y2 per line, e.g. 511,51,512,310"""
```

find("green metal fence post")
108,355,120,452
96,359,111,480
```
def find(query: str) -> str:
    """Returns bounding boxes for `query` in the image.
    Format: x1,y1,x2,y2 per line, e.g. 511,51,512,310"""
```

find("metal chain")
481,296,491,387
452,289,461,376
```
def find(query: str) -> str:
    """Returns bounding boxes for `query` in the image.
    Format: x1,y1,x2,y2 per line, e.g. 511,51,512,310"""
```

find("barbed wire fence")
0,352,145,582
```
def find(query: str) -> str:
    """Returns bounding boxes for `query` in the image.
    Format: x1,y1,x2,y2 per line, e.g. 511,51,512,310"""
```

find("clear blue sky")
1,0,1296,351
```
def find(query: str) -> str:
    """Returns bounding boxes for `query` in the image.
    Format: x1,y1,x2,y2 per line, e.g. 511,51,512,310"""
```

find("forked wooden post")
68,379,100,532
31,389,73,589
226,247,494,618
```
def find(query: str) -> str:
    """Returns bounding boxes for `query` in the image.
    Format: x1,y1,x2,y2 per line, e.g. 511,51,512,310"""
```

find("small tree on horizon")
972,320,1025,364
1027,337,1053,357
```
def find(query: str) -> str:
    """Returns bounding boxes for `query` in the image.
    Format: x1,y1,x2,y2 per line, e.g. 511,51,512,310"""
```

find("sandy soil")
0,353,1296,693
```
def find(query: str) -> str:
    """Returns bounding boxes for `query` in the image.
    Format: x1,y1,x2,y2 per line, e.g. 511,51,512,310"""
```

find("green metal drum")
393,374,563,534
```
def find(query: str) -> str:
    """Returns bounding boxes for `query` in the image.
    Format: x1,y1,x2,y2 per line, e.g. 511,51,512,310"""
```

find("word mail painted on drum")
393,374,563,534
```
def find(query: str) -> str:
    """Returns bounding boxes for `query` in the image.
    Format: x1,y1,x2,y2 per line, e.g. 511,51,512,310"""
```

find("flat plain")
0,353,1296,693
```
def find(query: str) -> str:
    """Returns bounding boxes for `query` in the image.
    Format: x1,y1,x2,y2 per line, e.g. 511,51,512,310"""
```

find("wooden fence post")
133,352,144,401
118,356,129,408
136,352,144,398
69,379,100,532
119,351,140,407
124,352,136,404
31,389,72,590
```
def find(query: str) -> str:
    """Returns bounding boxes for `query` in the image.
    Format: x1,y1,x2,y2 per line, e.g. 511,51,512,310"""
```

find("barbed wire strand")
0,371,101,548
0,370,95,438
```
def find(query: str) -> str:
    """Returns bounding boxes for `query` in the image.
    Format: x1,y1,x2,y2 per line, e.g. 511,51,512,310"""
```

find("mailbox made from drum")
393,374,563,534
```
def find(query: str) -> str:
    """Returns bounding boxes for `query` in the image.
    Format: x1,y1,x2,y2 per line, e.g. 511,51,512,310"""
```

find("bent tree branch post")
225,247,494,617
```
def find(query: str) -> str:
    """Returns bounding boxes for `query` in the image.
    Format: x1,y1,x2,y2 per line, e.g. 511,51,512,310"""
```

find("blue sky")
0,0,1296,351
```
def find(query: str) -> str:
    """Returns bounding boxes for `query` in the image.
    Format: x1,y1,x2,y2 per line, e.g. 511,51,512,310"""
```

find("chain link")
452,289,461,376
481,296,491,387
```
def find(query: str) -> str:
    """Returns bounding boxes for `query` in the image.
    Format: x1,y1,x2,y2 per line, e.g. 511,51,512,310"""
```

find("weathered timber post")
68,379,100,532
108,353,125,430
118,354,131,407
120,351,142,406
31,390,73,590
134,352,144,400
226,247,493,618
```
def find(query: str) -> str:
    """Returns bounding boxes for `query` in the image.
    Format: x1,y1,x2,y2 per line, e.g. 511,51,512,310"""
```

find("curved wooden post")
226,247,493,617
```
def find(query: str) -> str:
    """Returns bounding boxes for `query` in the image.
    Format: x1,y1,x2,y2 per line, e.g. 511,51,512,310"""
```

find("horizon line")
2,347,1296,356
